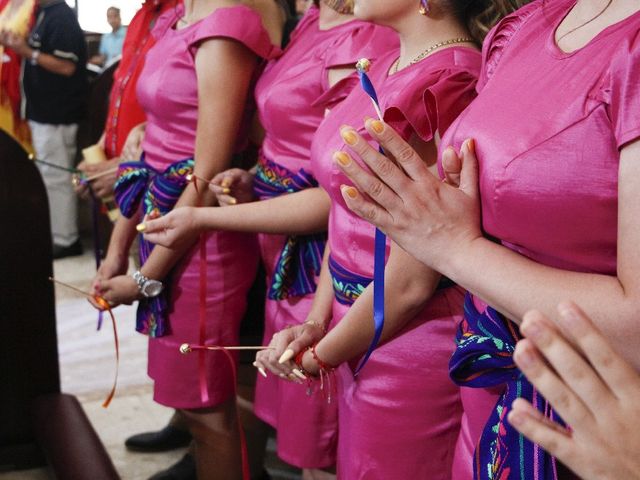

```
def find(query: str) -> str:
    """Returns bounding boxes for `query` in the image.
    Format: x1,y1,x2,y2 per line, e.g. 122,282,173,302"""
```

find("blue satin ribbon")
353,66,386,376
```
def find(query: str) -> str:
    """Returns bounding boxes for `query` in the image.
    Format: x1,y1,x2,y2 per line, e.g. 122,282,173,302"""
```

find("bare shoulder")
241,0,286,46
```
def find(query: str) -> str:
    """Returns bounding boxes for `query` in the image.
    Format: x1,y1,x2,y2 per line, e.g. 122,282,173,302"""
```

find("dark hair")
107,6,120,15
446,0,533,43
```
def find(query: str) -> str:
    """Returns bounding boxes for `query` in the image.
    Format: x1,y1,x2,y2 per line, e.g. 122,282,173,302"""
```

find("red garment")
0,0,36,148
103,0,179,158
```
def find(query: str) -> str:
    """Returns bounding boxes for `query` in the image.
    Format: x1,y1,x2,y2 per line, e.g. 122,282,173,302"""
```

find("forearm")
315,243,441,367
106,211,141,260
140,180,217,280
30,49,76,76
306,245,336,329
446,237,640,367
194,187,330,235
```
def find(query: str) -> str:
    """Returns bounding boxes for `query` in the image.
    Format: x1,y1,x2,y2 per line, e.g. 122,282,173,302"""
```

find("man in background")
0,0,87,259
89,6,125,67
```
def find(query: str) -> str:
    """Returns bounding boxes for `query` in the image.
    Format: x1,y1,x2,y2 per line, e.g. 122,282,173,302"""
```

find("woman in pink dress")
251,0,519,478
333,0,640,478
140,2,397,477
89,1,283,478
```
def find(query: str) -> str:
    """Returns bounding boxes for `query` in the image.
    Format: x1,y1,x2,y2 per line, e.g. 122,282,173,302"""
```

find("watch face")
142,280,163,298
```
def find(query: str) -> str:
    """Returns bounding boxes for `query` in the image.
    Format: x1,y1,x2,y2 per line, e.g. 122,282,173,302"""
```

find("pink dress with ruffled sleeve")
135,4,279,409
251,6,397,468
311,47,481,479
440,0,640,476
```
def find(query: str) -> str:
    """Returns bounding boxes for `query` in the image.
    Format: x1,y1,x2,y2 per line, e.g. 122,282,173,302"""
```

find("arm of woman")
139,37,257,280
97,37,258,305
304,242,441,373
141,187,330,248
255,243,335,377
337,120,640,368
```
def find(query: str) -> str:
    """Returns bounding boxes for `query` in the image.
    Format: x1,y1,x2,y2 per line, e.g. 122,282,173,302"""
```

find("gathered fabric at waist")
448,293,563,480
114,155,194,337
253,153,325,300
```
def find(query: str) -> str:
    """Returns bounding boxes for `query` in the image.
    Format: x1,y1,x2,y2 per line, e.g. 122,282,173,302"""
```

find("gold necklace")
391,37,474,74
556,0,613,45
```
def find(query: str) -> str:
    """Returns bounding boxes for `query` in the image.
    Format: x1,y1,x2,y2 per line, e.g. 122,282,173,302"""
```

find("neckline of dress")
546,0,640,59
386,45,478,78
169,3,253,33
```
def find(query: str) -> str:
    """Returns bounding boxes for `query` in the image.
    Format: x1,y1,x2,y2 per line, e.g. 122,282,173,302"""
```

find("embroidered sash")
114,156,194,337
253,155,325,300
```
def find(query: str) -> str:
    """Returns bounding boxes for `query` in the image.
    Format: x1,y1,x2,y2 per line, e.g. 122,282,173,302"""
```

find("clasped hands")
331,119,640,480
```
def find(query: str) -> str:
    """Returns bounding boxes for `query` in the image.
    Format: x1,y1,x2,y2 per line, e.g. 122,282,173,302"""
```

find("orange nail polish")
341,129,358,146
466,138,475,154
342,186,358,199
370,120,384,134
334,151,351,167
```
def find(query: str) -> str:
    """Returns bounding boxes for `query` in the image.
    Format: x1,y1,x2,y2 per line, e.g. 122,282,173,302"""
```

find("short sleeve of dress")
608,33,640,149
476,0,542,92
383,67,479,143
312,23,399,108
186,5,281,60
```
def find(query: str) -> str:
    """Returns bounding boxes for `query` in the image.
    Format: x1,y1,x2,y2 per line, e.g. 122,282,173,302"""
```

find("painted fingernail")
229,197,237,205
464,138,475,154
341,129,358,146
278,349,294,364
370,120,384,134
292,368,307,380
334,151,351,167
222,187,231,194
221,177,232,188
258,367,267,378
342,186,358,199
136,223,146,232
279,373,286,378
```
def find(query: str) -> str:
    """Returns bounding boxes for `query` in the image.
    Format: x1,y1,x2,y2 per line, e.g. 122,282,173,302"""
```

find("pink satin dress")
252,6,398,468
440,0,640,477
136,4,279,409
311,47,481,479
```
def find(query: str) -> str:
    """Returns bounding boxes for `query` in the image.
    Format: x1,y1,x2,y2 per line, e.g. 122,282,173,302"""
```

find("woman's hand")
210,168,255,206
141,207,201,249
94,275,141,308
509,303,640,480
75,157,121,198
254,321,326,381
88,253,129,309
336,119,482,273
121,123,146,162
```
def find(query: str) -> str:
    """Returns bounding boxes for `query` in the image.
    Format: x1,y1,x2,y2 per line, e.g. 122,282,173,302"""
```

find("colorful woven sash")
114,156,194,337
449,293,563,480
253,155,325,300
328,254,371,306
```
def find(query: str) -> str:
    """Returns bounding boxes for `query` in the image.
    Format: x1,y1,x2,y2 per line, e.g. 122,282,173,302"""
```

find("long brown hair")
445,0,533,43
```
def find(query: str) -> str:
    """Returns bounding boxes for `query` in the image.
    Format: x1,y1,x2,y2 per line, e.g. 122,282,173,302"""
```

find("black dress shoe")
52,240,83,259
125,426,192,452
149,454,196,480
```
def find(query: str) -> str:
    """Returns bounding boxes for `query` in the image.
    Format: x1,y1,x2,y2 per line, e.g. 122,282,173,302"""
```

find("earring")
419,0,429,15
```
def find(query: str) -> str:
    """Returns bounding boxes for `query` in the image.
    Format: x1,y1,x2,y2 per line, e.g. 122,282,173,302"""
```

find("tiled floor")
2,243,302,480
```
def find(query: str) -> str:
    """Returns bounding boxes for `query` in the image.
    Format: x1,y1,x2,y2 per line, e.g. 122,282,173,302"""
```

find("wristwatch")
30,49,40,66
132,270,164,298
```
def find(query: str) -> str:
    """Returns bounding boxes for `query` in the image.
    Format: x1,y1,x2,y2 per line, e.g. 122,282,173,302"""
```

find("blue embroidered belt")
253,155,325,300
114,156,194,338
448,293,563,480
328,254,455,306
